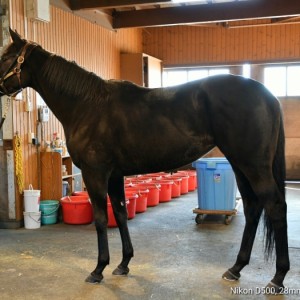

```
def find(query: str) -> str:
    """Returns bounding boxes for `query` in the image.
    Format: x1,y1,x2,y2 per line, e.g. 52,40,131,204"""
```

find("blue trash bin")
192,157,237,211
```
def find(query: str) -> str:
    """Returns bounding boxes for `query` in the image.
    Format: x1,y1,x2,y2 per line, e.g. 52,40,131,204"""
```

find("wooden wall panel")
143,23,300,66
8,0,142,218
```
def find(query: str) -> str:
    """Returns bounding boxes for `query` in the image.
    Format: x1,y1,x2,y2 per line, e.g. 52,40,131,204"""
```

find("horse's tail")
264,109,286,258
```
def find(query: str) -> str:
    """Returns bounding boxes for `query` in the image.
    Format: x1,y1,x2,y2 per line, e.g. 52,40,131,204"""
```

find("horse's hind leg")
222,167,263,281
224,168,289,291
248,174,289,290
263,186,289,289
108,176,134,276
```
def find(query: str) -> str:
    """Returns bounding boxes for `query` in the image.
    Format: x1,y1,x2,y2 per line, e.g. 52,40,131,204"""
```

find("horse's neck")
28,49,76,127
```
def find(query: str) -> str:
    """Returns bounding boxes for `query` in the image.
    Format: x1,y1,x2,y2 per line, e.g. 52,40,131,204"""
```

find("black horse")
0,29,289,292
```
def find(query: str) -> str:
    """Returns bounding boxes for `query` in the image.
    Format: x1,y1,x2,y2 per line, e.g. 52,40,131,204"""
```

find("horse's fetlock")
123,250,134,259
98,258,109,267
236,255,250,267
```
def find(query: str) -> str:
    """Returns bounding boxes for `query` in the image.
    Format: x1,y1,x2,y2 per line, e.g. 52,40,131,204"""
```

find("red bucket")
153,180,173,202
171,174,189,194
164,176,182,198
125,192,137,219
133,176,153,183
60,195,93,225
125,177,149,185
139,172,169,181
136,183,160,207
72,191,89,197
139,175,160,181
125,183,136,188
183,170,197,191
125,187,148,213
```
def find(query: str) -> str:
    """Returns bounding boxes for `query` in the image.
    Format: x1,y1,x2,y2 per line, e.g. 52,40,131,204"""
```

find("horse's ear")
9,27,23,45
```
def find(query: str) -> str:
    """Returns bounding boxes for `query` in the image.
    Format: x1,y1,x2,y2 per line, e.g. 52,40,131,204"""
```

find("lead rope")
14,132,24,194
0,96,11,130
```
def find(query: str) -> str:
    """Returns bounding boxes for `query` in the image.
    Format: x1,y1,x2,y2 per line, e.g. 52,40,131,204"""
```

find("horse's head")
0,28,38,97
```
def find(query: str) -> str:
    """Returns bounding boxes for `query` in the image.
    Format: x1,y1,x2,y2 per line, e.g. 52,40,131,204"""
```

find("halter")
0,42,37,97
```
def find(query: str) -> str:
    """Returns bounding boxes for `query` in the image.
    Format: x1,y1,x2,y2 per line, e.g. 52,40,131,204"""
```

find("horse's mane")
41,54,107,103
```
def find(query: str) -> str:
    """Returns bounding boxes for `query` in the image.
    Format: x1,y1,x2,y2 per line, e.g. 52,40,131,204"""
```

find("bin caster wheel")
195,214,204,224
224,215,232,225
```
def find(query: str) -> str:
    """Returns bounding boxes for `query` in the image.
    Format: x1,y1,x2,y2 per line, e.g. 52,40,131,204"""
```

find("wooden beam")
69,0,172,10
50,0,114,30
113,0,300,28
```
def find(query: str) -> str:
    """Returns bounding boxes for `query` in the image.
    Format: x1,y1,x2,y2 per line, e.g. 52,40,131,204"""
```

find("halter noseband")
0,42,37,97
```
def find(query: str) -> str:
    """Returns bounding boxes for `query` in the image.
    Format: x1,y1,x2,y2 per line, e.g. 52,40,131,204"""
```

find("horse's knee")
94,213,108,229
94,218,106,227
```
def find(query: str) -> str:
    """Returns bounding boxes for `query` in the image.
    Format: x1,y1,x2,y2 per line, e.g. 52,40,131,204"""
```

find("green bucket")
40,200,60,225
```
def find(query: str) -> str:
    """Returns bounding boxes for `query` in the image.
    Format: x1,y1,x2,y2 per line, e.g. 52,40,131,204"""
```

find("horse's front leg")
81,167,110,284
108,176,134,276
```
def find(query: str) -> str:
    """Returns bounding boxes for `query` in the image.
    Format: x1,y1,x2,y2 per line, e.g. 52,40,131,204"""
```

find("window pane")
187,69,208,81
242,64,251,78
163,70,188,87
264,67,286,97
208,68,230,76
287,66,300,96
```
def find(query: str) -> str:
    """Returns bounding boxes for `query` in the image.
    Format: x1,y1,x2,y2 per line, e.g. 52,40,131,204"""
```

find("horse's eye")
1,55,16,62
1,56,10,62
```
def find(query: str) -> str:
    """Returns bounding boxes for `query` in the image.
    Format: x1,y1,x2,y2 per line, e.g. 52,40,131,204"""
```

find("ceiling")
50,0,300,30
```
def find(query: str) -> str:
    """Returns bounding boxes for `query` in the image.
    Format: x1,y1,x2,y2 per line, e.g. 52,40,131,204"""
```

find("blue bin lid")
192,157,231,170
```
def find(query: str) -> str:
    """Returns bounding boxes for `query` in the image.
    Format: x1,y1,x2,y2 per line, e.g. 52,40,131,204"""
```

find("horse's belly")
120,138,214,175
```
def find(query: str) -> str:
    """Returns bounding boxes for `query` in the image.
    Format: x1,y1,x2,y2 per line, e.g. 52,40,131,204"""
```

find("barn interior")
0,1,300,299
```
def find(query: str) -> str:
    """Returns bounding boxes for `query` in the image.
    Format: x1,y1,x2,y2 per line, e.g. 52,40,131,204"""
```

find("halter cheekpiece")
0,42,37,97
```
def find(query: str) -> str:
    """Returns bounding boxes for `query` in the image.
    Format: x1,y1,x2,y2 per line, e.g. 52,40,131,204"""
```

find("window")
264,65,300,97
163,68,230,87
208,68,229,76
242,64,251,78
264,67,286,97
287,66,300,96
187,70,208,81
162,70,188,86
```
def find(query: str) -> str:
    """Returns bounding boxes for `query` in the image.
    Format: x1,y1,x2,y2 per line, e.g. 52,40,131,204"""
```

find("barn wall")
9,0,142,220
143,23,300,179
143,22,300,66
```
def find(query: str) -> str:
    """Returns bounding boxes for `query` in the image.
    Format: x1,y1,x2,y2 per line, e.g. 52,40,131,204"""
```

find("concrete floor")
0,184,300,300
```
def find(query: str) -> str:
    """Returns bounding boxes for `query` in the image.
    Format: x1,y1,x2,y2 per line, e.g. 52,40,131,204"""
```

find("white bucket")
23,211,41,229
24,184,40,212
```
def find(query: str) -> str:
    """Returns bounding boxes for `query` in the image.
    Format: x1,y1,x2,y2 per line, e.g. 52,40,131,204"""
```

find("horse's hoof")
112,265,129,276
222,270,241,281
265,281,284,295
85,272,103,284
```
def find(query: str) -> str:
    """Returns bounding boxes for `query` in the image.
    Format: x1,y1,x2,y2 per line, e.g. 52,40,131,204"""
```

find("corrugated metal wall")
9,0,142,219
